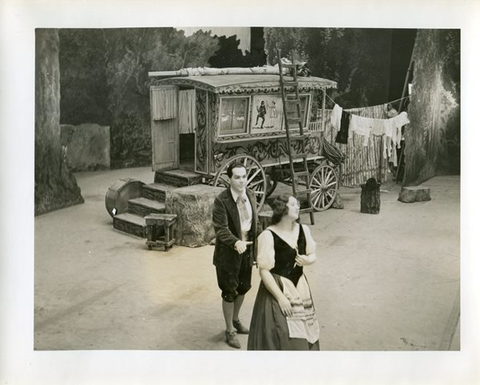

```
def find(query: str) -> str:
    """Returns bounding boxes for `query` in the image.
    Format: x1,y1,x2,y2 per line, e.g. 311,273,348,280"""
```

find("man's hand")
234,240,253,254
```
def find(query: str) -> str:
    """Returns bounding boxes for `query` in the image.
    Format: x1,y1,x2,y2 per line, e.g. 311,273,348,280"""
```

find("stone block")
331,193,344,209
398,186,431,203
165,185,225,247
61,123,110,172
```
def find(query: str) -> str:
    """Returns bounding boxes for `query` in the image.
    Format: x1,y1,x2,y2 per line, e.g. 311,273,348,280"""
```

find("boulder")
165,185,224,247
60,123,110,171
398,186,431,203
331,193,344,209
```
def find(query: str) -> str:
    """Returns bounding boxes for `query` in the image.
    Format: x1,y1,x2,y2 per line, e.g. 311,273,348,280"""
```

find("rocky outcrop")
331,193,344,209
398,186,431,203
165,185,224,247
61,124,110,171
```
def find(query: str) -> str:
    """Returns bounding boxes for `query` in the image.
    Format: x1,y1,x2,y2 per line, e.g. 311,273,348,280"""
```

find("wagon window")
299,95,309,127
219,97,249,136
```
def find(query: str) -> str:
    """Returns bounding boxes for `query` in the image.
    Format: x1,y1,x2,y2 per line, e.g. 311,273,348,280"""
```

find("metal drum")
105,178,145,218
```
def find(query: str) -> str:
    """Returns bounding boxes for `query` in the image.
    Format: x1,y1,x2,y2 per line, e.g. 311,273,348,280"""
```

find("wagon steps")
278,50,315,225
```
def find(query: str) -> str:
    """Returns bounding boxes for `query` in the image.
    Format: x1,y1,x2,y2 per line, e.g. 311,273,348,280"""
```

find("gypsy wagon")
148,69,340,212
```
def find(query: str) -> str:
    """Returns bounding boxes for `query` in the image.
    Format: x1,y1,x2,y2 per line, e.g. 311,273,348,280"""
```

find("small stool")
145,213,178,251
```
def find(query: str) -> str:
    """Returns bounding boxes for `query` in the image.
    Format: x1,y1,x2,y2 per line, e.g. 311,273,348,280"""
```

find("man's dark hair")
227,161,247,178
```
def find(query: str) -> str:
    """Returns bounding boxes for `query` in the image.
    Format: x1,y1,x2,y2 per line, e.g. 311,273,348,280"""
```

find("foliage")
265,28,393,109
59,29,110,125
103,28,219,118
60,28,219,168
264,28,310,65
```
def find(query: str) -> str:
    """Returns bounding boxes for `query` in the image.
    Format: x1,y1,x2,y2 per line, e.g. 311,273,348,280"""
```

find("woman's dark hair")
226,161,246,178
270,193,296,225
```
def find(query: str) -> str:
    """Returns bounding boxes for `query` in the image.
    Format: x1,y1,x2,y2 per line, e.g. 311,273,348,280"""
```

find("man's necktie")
237,196,249,223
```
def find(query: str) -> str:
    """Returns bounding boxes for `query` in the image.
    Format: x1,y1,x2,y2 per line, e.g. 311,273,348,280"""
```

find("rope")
324,93,410,115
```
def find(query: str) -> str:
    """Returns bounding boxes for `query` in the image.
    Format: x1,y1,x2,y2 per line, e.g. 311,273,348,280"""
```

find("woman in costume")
248,193,320,350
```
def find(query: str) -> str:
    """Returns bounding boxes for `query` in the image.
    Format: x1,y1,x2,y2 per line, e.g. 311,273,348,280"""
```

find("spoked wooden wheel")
265,169,278,198
213,154,267,210
309,164,339,211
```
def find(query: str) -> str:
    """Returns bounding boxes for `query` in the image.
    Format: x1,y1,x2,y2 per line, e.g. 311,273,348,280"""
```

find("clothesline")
327,93,411,168
324,93,410,116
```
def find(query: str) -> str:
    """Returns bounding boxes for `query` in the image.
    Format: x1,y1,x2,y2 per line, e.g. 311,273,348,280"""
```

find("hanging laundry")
330,104,343,130
391,112,410,148
350,114,375,146
335,110,350,144
371,119,386,136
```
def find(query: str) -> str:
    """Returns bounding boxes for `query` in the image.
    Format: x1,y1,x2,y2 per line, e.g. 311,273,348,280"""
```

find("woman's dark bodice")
269,225,306,286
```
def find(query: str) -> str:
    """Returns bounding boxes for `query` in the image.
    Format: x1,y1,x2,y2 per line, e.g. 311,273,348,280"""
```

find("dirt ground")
34,167,460,351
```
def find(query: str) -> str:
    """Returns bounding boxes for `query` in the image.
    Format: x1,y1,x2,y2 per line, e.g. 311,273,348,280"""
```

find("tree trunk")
403,30,460,186
35,29,83,216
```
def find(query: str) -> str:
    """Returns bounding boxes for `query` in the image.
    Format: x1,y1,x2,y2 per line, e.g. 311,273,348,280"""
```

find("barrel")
105,178,145,218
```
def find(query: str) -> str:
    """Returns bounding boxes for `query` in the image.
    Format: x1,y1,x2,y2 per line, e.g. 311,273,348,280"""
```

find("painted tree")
403,29,460,185
35,29,84,215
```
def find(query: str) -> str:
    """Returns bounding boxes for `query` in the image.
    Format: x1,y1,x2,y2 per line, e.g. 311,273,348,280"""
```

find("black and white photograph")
1,0,479,384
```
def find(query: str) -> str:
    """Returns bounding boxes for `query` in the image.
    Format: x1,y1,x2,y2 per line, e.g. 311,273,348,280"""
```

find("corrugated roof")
152,74,337,94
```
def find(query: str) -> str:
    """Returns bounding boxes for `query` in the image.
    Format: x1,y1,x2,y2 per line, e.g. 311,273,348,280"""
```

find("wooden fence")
313,105,389,187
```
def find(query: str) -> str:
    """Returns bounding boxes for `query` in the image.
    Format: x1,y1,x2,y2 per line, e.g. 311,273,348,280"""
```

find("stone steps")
142,183,177,201
128,197,165,217
154,169,203,187
113,213,146,238
111,169,205,240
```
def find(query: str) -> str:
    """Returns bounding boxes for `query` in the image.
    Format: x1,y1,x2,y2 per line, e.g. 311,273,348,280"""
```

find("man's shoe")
233,320,249,334
225,331,241,349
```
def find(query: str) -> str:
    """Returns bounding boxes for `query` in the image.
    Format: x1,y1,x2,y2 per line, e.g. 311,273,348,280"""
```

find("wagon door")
150,85,179,171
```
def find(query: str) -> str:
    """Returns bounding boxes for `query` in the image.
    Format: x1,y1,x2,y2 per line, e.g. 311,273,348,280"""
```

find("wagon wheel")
213,154,268,210
308,164,339,211
266,178,278,198
265,168,278,198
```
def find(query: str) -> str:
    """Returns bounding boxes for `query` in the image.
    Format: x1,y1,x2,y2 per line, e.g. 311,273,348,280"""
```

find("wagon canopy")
151,74,337,94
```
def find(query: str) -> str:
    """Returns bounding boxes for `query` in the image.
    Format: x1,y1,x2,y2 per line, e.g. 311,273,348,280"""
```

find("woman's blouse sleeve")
302,224,317,255
257,230,275,270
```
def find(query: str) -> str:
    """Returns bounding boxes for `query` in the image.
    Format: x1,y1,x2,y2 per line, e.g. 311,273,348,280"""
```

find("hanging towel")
371,118,386,136
331,104,343,130
392,112,410,147
350,114,374,146
335,110,350,144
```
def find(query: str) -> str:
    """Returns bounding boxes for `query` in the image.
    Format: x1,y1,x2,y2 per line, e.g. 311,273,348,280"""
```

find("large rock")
61,124,110,171
165,185,224,247
331,193,344,209
398,186,432,203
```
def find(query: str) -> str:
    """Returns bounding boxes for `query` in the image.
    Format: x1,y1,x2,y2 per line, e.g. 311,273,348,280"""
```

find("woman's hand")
277,295,293,317
294,253,310,267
